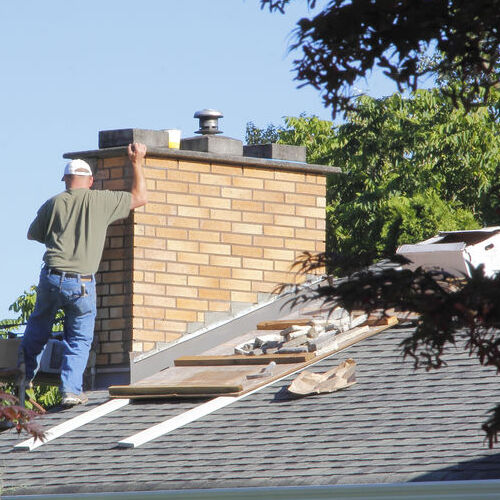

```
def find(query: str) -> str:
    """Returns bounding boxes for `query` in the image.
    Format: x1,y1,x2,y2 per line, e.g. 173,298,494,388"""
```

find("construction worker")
20,143,147,406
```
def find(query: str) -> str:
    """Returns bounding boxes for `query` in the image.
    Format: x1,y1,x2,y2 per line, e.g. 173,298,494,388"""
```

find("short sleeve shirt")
28,188,132,274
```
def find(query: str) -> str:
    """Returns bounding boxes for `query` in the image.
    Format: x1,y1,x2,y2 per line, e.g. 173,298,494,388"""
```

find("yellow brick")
285,193,317,206
132,292,143,305
167,262,199,275
167,193,199,206
134,329,170,342
133,282,166,295
295,206,325,218
154,320,188,333
295,228,325,240
146,158,178,169
134,213,167,226
210,209,242,222
103,179,128,190
101,342,124,354
155,227,188,239
253,190,284,202
232,222,263,235
132,342,144,352
263,248,295,261
178,206,210,218
232,268,263,280
165,309,199,322
242,212,273,224
274,215,305,227
263,202,295,215
209,255,242,268
284,239,317,251
242,258,274,270
242,167,274,179
178,252,209,264
231,245,263,258
135,236,166,249
197,312,205,322
263,225,295,238
200,220,232,232
221,188,252,200
199,265,232,278
168,216,200,229
221,233,252,245
251,281,278,294
101,318,128,330
165,285,198,298
306,219,316,229
168,170,199,183
200,242,231,255
188,229,221,242
254,236,284,248
155,273,188,285
200,196,231,209
156,180,189,193
264,179,296,193
110,167,125,179
146,191,166,203
167,239,199,252
199,288,231,300
232,200,263,212
275,171,305,182
134,306,165,319
264,271,301,284
212,164,242,175
296,182,323,195
177,298,209,311
232,175,264,190
273,260,295,272
200,173,232,186
316,241,325,252
143,295,177,308
179,160,211,172
187,276,220,288
317,197,326,208
134,259,166,272
190,184,220,196
231,291,258,303
220,278,251,291
209,301,231,312
145,167,167,180
144,249,177,261
316,219,326,230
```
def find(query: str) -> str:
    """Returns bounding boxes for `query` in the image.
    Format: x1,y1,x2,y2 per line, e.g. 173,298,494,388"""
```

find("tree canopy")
261,0,500,116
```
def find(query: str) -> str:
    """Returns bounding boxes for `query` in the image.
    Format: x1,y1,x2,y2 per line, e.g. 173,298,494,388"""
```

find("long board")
109,320,396,399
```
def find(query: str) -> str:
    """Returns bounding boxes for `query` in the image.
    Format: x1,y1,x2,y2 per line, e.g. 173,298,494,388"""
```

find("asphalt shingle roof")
1,325,500,496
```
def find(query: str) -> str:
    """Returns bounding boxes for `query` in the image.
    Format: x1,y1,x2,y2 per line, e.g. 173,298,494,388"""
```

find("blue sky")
0,0,397,322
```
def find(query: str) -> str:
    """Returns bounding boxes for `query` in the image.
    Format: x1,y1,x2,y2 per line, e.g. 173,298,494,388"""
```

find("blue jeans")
20,267,97,394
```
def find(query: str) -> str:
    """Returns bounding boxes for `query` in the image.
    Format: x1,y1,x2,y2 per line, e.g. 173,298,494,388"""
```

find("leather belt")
47,268,93,281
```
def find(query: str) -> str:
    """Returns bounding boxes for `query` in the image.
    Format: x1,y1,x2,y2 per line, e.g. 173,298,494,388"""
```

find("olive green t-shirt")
28,188,132,274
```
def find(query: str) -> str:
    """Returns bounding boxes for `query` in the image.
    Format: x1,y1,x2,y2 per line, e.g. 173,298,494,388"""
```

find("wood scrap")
247,361,276,380
257,319,313,330
287,358,356,396
174,353,314,366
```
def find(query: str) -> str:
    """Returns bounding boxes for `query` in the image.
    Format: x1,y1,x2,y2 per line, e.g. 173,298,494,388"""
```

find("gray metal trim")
4,480,500,499
63,146,342,176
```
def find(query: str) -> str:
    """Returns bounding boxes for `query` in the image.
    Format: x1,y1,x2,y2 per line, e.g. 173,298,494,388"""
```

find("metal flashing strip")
14,398,130,451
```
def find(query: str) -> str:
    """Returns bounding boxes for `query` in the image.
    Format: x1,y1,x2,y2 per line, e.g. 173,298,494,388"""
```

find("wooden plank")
256,318,313,330
109,384,242,397
174,353,314,366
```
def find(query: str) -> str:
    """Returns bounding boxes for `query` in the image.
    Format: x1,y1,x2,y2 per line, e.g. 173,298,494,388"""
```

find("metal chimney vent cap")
194,108,223,135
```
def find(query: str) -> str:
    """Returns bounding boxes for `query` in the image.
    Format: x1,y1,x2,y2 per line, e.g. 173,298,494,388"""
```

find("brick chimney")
64,120,340,386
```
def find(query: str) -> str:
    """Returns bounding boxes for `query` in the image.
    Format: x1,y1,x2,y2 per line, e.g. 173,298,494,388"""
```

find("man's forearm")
128,143,148,209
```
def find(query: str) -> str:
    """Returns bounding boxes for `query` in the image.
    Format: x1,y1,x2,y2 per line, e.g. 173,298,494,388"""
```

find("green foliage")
249,88,500,273
245,121,281,145
0,286,64,337
261,0,500,116
0,287,64,410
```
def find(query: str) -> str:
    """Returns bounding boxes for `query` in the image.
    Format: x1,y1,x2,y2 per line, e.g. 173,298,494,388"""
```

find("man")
20,143,147,406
